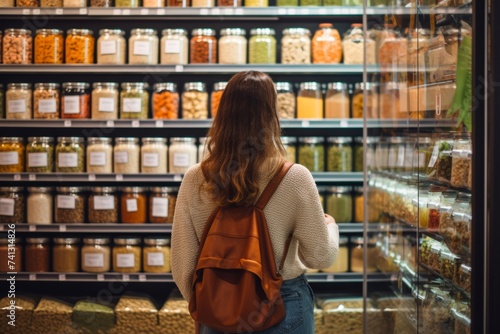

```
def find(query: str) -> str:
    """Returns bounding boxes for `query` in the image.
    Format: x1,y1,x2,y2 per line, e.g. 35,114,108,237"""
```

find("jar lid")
299,137,324,144
131,28,157,35
154,82,177,92
88,137,112,144
339,236,349,245
161,28,187,36
67,29,93,36
121,82,149,89
354,82,377,91
281,137,297,145
0,187,24,192
319,23,334,29
57,186,84,193
191,28,216,36
93,82,118,89
99,29,125,36
283,28,311,36
57,137,84,143
299,82,321,91
84,237,110,245
114,238,141,246
54,238,80,245
151,186,178,193
213,82,228,91
115,137,139,144
220,28,246,36
7,83,31,89
144,238,170,246
34,83,60,89
327,82,348,91
142,137,167,144
276,82,293,92
4,28,32,35
170,137,196,144
327,137,353,144
92,187,117,193
351,237,376,246
27,187,53,193
250,28,275,36
62,82,90,89
354,136,377,144
184,82,206,91
327,186,352,193
26,238,50,244
122,187,147,193
0,137,23,142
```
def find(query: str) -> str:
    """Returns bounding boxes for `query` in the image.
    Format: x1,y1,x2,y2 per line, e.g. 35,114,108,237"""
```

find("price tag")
113,9,122,15
200,9,209,15
106,120,114,127
235,8,243,15
27,174,36,181
326,274,334,281
33,9,40,15
298,9,309,15
29,274,36,281
79,8,87,15
115,174,123,181
175,65,184,72
55,8,63,15
22,9,30,15
301,120,310,127
122,274,130,281
29,225,36,232
122,9,131,15
88,174,96,181
59,274,66,281
140,8,149,15
139,274,147,281
340,120,348,127
156,8,165,15
211,8,220,15
59,225,67,232
132,120,140,128
155,120,164,127
223,8,234,15
174,174,182,182
64,120,72,127
287,8,296,15
278,8,286,15
97,274,105,281
318,8,327,15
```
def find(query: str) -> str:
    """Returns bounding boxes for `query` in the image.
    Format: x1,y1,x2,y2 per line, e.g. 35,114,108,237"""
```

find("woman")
171,71,339,333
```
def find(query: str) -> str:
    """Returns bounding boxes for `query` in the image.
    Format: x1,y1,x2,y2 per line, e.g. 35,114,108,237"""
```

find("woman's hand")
324,214,336,225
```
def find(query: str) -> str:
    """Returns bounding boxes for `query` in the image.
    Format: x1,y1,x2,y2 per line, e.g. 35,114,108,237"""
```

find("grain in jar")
91,82,119,119
198,137,208,162
312,23,342,64
55,187,85,224
0,137,25,173
113,238,141,273
0,187,25,225
141,138,167,173
90,0,112,6
143,0,165,6
281,28,311,64
87,137,113,173
182,82,208,119
326,186,353,223
121,187,147,224
210,82,226,118
218,28,247,64
114,137,140,174
115,0,138,6
168,0,190,6
153,83,179,119
65,29,94,64
277,0,297,5
300,0,319,5
6,83,32,120
298,137,324,172
325,82,349,118
81,238,110,273
0,237,22,273
161,29,188,65
52,238,80,272
297,82,323,119
321,237,348,273
169,137,197,174
33,83,60,119
97,29,126,65
61,82,90,119
2,29,32,64
350,237,378,273
327,137,353,172
342,24,376,65
129,29,158,65
34,29,63,64
55,137,85,173
89,187,118,224
27,187,53,225
143,238,171,273
249,28,276,64
276,82,295,119
149,187,177,224
63,0,86,6
245,0,267,6
192,0,213,6
451,138,471,189
281,137,296,163
120,82,149,119
41,0,63,5
25,238,50,273
0,0,15,5
190,28,216,64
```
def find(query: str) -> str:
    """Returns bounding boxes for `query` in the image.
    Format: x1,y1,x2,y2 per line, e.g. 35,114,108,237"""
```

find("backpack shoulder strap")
255,161,294,211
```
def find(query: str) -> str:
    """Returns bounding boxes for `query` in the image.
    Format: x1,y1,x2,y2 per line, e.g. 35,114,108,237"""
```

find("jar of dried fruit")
312,23,342,64
2,29,32,64
153,83,179,119
210,82,227,118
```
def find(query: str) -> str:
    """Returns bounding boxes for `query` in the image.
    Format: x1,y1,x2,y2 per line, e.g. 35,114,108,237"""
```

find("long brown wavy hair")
201,71,286,207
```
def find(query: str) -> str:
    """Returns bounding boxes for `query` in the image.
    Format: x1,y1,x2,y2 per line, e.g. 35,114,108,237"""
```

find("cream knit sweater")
171,162,339,301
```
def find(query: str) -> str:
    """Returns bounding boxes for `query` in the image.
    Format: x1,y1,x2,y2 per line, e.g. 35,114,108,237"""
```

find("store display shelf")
366,119,456,129
419,262,470,298
0,224,172,233
306,272,398,283
372,171,472,194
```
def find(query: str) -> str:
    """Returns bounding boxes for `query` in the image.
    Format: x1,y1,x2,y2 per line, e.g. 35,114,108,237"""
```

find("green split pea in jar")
326,137,353,172
298,137,324,172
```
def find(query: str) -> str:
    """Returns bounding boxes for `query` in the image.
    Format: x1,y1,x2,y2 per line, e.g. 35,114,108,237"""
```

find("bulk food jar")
97,29,126,65
153,83,179,119
161,29,188,65
325,82,349,118
322,237,348,273
249,28,276,64
353,136,376,172
89,187,118,224
298,137,324,172
451,137,471,189
0,85,4,119
55,187,85,224
0,187,25,225
211,82,227,118
281,28,311,64
190,28,217,64
114,137,140,174
33,83,60,119
27,137,54,173
169,137,197,174
379,82,402,119
91,82,119,120
2,29,32,64
327,137,353,172
218,0,241,5
116,0,139,7
55,137,85,173
52,238,80,273
276,82,295,119
25,238,50,273
281,137,296,163
352,82,379,119
378,26,407,71
218,28,247,65
245,0,267,7
34,29,63,64
6,83,32,119
427,138,454,183
65,29,94,64
90,0,112,6
0,238,22,272
27,187,53,225
0,137,25,173
121,187,147,224
149,187,178,224
81,238,111,273
113,238,142,273
326,186,353,223
312,23,342,64
351,237,378,273
168,0,190,6
143,238,171,273
342,24,376,65
141,137,167,174
61,82,90,119
63,0,86,7
407,29,431,86
182,82,208,119
297,82,323,119
144,0,165,6
129,29,159,65
300,0,319,5
120,82,149,119
41,0,63,5
192,0,213,6
87,137,113,174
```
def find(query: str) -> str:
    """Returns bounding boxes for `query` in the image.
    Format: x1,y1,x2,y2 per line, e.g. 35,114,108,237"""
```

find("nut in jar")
190,28,217,64
33,83,60,119
2,29,32,64
6,83,32,119
182,82,208,119
281,28,311,64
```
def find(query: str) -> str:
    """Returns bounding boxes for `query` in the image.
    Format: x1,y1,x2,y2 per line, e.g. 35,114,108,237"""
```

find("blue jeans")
198,274,315,334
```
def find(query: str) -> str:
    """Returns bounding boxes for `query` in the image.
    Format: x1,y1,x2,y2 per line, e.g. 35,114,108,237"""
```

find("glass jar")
218,0,241,5
90,0,112,6
325,82,349,119
65,29,94,64
211,82,227,118
218,28,246,65
0,137,25,173
245,0,267,6
353,187,364,223
81,238,111,273
33,83,60,119
129,29,158,65
438,191,457,244
281,28,311,64
27,187,53,225
386,136,404,172
149,187,178,224
352,82,378,119
2,29,32,64
92,82,119,120
27,137,54,173
281,137,296,163
89,187,118,224
34,29,63,64
379,26,407,71
41,0,63,5
312,23,342,64
167,0,190,6
153,83,179,119
198,137,208,162
413,137,433,174
114,137,140,174
115,0,138,6
87,137,113,173
6,83,32,120
97,29,126,65
277,0,297,4
0,187,25,224
297,82,323,119
113,238,141,273
190,28,217,64
169,137,197,174
120,82,149,119
322,237,348,273
143,238,171,273
451,138,471,189
249,28,276,64
0,238,22,273
182,82,208,119
144,0,165,6
350,237,378,273
353,137,376,172
453,201,472,254
192,0,213,6
63,0,86,6
300,0,319,5
0,0,15,5
427,138,453,182
298,137,324,172
52,238,80,272
276,82,295,119
326,186,353,223
0,85,4,119
161,29,188,65
141,138,167,174
61,82,90,119
55,137,85,173
343,24,376,65
55,187,85,224
326,137,352,172
25,238,50,272
121,187,147,224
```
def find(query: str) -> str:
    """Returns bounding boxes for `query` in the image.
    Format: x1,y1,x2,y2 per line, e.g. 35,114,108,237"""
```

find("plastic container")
55,187,85,224
55,137,85,173
143,238,171,273
25,238,50,273
6,83,32,120
65,29,94,64
0,187,25,224
161,29,188,65
182,82,208,119
114,137,140,174
27,187,53,225
33,83,60,119
120,82,149,119
210,82,227,118
342,24,376,65
89,187,118,224
451,138,471,189
61,82,90,119
298,137,324,172
97,29,126,65
249,28,276,64
297,82,323,119
129,29,158,65
169,137,197,174
2,29,32,64
121,187,147,224
34,29,63,64
312,23,342,64
0,137,25,173
26,137,54,173
326,186,353,223
81,238,111,273
52,238,80,272
141,138,168,174
281,28,311,64
113,238,142,273
325,82,349,118
326,137,352,172
190,28,217,64
91,82,119,120
281,136,296,163
153,83,179,119
218,28,247,64
322,237,348,273
87,137,113,173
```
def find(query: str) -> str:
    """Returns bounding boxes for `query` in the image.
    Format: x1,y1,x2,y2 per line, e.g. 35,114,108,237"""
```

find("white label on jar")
115,151,129,164
116,254,135,268
100,40,117,55
428,144,439,168
123,98,142,112
63,96,80,114
0,199,15,216
0,152,19,165
8,99,27,113
38,99,57,113
152,197,168,217
397,146,405,167
418,152,427,168
90,152,106,166
165,39,181,54
98,98,115,112
147,252,165,266
28,152,48,167
94,196,115,210
126,198,138,212
58,153,78,167
143,153,159,167
84,253,104,268
173,153,190,167
133,41,151,56
57,195,76,209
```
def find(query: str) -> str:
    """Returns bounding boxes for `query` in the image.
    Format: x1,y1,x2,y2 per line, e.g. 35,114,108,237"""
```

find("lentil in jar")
326,137,353,172
143,238,171,273
326,186,353,223
81,238,111,273
55,187,85,224
0,187,25,225
298,137,324,172
52,238,80,272
55,137,85,173
120,82,149,119
88,187,118,224
0,238,22,272
113,238,141,273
